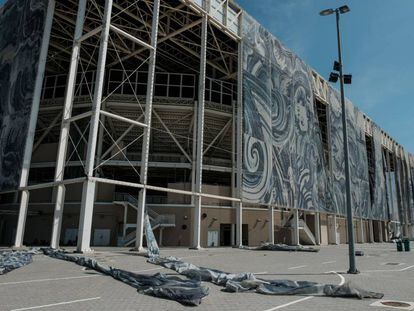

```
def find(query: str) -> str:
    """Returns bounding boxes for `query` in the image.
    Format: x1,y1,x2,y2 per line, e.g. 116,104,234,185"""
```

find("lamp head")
319,8,334,16
338,5,350,14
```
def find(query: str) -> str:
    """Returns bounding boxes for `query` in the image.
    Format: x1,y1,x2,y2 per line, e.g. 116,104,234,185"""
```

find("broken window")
365,134,375,205
314,98,331,171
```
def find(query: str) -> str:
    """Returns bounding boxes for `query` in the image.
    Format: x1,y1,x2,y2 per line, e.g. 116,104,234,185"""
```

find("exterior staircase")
284,214,317,245
113,193,175,247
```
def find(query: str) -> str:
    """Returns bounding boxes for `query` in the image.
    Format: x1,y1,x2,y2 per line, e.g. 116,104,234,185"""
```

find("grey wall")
0,0,48,192
241,13,414,222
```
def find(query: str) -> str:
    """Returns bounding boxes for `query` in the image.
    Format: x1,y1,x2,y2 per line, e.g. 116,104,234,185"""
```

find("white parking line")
287,265,307,270
131,267,164,273
365,264,414,273
263,296,313,311
322,261,336,265
11,297,101,311
0,274,101,286
261,270,345,310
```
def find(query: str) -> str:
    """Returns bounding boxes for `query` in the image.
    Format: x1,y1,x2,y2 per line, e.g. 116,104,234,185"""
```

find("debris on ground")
0,249,37,275
238,243,320,252
42,248,209,306
149,256,383,299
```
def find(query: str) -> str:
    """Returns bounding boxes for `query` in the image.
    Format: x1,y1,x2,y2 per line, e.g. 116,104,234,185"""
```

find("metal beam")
192,12,208,250
135,0,161,252
33,111,62,152
14,0,56,248
77,0,114,253
153,110,192,163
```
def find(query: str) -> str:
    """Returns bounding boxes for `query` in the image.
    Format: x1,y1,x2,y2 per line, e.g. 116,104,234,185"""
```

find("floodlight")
333,61,341,72
319,8,334,16
344,74,352,84
329,72,339,83
339,5,350,14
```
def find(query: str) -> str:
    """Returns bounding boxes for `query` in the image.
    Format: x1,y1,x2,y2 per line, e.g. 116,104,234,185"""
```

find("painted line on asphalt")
253,271,268,275
287,265,307,270
322,261,336,265
11,297,101,311
263,296,314,311
365,264,414,273
0,274,101,286
261,270,346,311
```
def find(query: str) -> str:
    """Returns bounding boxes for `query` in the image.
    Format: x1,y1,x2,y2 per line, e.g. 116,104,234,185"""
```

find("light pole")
320,5,359,274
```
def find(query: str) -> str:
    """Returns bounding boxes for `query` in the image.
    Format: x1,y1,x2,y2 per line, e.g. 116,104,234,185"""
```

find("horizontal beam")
91,176,240,202
109,24,154,51
19,177,86,191
64,111,92,123
100,110,148,128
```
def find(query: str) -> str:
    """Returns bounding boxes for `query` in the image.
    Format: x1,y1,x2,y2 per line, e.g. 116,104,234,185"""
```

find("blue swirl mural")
241,14,414,221
0,0,48,191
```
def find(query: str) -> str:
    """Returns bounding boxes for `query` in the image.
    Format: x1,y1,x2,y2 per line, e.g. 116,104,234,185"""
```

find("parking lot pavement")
0,243,413,311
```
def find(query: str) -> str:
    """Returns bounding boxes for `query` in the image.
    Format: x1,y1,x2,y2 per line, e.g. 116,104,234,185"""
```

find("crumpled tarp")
148,256,383,299
239,243,320,253
0,249,37,275
42,248,209,306
144,212,160,258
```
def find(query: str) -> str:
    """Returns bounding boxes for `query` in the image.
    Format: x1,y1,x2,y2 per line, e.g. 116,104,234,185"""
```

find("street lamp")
319,5,359,274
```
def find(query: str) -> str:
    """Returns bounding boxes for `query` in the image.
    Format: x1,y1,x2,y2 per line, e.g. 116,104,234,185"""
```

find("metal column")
369,219,374,243
360,218,365,243
314,212,321,245
14,0,56,248
268,206,274,244
235,35,243,247
134,0,161,251
77,0,113,253
50,1,88,249
191,13,208,250
292,209,300,246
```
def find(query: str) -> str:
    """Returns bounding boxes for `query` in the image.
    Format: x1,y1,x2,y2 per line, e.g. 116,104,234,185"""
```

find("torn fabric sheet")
149,256,383,299
144,211,160,258
239,243,320,252
42,249,208,306
0,249,37,275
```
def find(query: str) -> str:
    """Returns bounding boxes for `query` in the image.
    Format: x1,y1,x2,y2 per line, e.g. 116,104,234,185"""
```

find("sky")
1,0,412,152
237,0,414,153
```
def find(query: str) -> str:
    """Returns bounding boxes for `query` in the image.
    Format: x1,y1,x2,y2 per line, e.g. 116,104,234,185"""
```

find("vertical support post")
50,0,88,249
378,221,383,243
268,206,274,244
292,209,300,246
369,219,374,243
14,0,55,248
14,191,30,248
135,0,160,251
191,12,208,250
360,218,365,243
314,212,321,245
235,32,243,247
330,214,338,245
77,0,113,253
123,203,128,241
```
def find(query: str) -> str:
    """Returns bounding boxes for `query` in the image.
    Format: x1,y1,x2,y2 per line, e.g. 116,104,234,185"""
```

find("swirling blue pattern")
0,0,48,191
241,14,414,221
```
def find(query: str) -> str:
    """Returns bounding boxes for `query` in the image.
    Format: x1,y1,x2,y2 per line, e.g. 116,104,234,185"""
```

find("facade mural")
241,14,414,222
0,0,48,191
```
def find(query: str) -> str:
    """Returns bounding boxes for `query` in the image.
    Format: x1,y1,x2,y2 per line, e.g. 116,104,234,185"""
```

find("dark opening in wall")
365,134,375,205
314,98,331,171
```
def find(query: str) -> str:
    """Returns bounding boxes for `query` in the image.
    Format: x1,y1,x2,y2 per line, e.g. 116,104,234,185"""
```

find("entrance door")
93,229,111,246
242,224,248,245
64,228,78,246
220,224,232,246
207,230,219,247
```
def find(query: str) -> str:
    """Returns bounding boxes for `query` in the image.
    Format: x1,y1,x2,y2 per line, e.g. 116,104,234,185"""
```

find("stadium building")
0,0,413,252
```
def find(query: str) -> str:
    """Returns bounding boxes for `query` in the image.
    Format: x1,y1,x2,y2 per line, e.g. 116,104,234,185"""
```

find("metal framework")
13,0,244,252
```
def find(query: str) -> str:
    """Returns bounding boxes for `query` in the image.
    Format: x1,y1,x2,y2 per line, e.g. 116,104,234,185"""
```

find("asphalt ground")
0,243,413,311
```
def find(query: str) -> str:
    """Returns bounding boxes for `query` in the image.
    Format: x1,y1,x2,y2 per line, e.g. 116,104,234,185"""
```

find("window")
314,98,331,171
365,134,375,205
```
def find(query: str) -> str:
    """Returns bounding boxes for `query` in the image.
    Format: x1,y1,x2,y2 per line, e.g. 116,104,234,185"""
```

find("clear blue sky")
237,0,414,153
1,0,412,152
